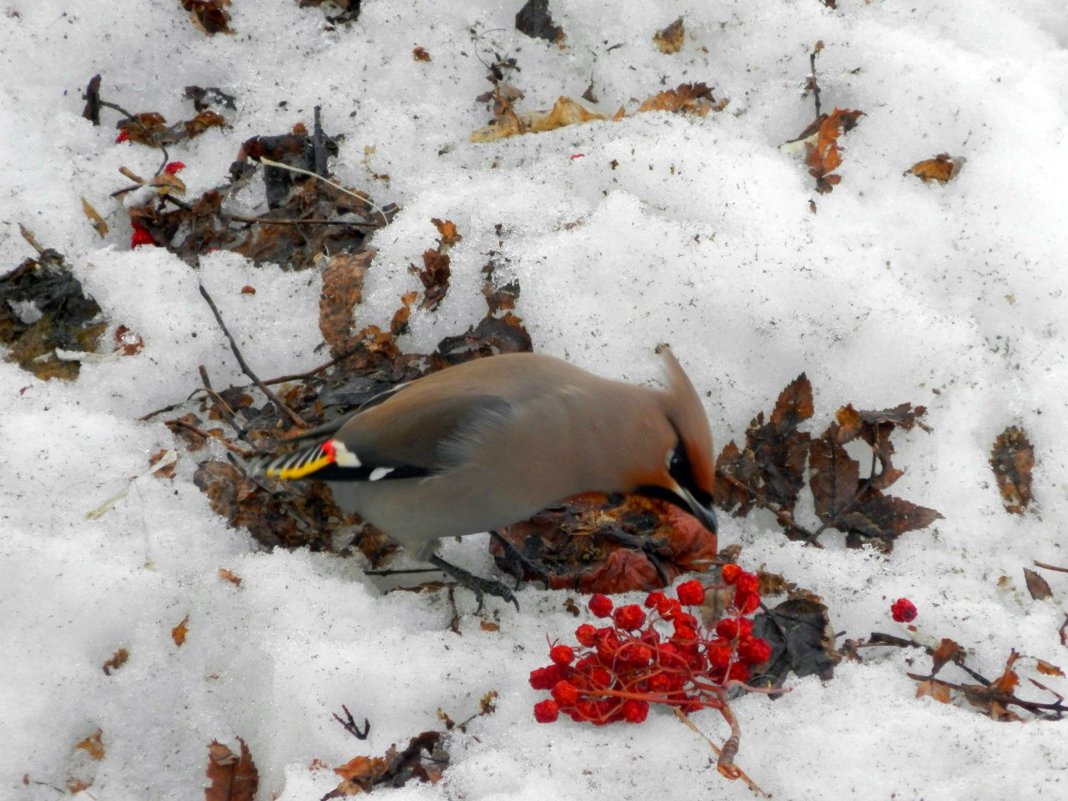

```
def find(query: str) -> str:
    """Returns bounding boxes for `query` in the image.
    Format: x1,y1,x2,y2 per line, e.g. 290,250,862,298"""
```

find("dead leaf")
318,250,373,356
172,614,189,646
114,324,144,356
240,285,256,295
800,108,864,194
75,729,105,761
324,731,447,799
907,153,965,184
1023,567,1053,601
990,426,1035,514
637,82,725,116
751,597,839,686
931,637,962,675
1035,659,1064,677
149,448,177,479
916,679,953,703
653,17,685,54
82,197,108,237
471,96,604,142
413,46,431,62
102,648,129,675
205,738,258,801
479,620,500,632
515,0,564,44
218,568,243,587
181,0,234,36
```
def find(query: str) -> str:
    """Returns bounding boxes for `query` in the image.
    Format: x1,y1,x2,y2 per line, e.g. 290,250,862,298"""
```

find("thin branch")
258,156,391,227
905,672,1068,717
1034,561,1068,574
197,282,307,429
673,709,768,797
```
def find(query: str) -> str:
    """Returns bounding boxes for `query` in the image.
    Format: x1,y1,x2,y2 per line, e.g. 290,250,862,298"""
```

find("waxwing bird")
253,344,717,607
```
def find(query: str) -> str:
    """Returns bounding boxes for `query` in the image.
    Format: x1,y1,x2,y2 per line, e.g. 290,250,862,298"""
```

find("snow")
2,1,1067,799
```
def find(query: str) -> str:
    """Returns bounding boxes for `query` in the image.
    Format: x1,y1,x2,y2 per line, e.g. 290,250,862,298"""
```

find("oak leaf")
653,17,685,54
205,739,258,801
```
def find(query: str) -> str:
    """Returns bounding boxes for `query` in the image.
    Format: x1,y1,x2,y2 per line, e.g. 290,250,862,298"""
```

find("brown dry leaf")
431,218,462,249
990,426,1035,514
114,324,144,356
752,596,839,685
479,620,500,632
637,82,725,116
149,171,188,196
218,568,243,587
931,637,963,675
116,112,169,145
1023,567,1053,601
916,679,953,704
318,250,373,356
390,290,419,336
325,732,447,799
241,285,256,295
181,0,234,36
413,46,431,62
907,153,965,184
802,108,864,194
149,448,177,479
205,738,258,801
1035,659,1065,677
82,197,109,237
102,648,129,675
75,729,105,761
172,614,190,646
653,17,685,54
471,96,605,142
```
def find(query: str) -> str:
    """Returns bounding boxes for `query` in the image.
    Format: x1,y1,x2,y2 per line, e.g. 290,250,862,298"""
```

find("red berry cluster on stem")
529,570,772,729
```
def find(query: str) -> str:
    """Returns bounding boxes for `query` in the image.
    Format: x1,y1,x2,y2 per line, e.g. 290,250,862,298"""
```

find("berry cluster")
530,567,771,727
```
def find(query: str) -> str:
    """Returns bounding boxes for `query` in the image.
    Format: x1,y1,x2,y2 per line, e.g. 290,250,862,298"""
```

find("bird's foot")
429,554,519,612
490,531,552,590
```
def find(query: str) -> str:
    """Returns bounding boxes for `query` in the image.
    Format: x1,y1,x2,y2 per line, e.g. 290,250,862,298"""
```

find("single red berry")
707,640,732,670
528,665,563,690
733,590,760,615
613,604,646,630
649,672,673,693
676,578,706,606
575,624,597,647
594,629,621,661
130,224,155,248
621,699,649,723
164,161,186,174
115,130,130,143
550,644,575,666
891,598,918,623
737,617,753,637
644,591,667,609
721,563,741,585
659,598,684,620
716,617,739,640
533,699,559,723
738,636,772,665
671,622,699,643
588,666,613,689
735,571,759,594
589,594,614,618
551,680,580,706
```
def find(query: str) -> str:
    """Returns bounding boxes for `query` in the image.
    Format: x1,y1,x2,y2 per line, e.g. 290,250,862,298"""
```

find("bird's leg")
602,525,672,588
489,531,552,590
428,554,520,612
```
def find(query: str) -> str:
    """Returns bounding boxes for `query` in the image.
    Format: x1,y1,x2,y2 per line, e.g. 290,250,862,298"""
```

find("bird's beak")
674,483,719,534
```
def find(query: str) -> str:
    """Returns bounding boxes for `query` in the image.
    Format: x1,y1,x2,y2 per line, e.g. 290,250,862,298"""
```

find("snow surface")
2,1,1068,799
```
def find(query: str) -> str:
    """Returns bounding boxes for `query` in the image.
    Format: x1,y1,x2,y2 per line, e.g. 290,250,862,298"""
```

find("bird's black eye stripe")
666,438,713,507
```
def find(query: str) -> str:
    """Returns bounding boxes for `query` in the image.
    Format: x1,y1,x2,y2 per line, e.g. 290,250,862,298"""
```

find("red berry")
733,590,760,615
707,640,732,669
550,644,575,666
716,617,739,640
727,662,751,683
676,578,706,606
115,130,130,143
589,594,614,618
528,665,562,690
575,624,597,647
644,591,667,609
891,598,918,623
533,699,559,723
551,680,580,706
621,699,649,723
613,604,646,630
738,636,772,665
164,161,186,174
735,571,759,594
721,563,741,585
671,622,698,643
130,224,155,248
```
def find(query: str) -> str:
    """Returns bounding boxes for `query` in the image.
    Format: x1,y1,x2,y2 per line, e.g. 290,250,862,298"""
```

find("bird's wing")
253,392,514,483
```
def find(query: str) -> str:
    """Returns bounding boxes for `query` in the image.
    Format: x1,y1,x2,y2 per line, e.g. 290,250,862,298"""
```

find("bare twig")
166,417,257,458
717,472,820,545
197,282,307,428
673,709,768,797
1034,561,1068,574
905,672,1068,717
332,705,370,739
198,364,248,440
